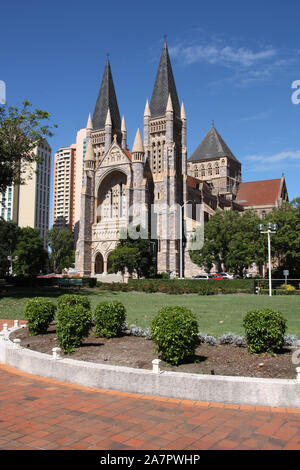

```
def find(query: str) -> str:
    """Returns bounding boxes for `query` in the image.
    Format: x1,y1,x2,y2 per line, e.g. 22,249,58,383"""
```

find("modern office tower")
0,140,52,247
52,144,76,230
52,127,87,236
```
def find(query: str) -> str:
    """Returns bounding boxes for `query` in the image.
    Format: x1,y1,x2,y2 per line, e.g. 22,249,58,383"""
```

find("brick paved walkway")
0,363,300,450
1,319,300,450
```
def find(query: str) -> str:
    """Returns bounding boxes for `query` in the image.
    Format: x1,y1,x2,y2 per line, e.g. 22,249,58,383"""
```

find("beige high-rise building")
0,140,52,247
52,127,87,235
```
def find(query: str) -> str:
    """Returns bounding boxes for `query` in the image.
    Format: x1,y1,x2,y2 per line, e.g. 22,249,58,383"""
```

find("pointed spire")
144,99,151,117
84,139,95,162
132,128,144,153
105,108,112,127
189,126,240,163
92,57,121,131
150,40,180,119
181,102,186,120
121,115,126,132
166,93,173,113
86,112,93,130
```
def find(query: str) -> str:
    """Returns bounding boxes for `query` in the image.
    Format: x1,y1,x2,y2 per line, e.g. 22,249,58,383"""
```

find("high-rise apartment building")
52,127,87,234
0,140,51,247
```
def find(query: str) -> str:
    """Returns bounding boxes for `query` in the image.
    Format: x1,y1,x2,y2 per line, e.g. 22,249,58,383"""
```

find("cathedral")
75,41,288,279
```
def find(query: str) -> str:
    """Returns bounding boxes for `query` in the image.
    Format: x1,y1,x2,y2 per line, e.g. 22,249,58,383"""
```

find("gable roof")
189,126,239,163
235,178,283,206
92,58,121,131
123,149,132,161
150,41,180,119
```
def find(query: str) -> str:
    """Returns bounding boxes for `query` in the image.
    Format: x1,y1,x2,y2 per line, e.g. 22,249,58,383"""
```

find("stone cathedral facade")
75,41,287,278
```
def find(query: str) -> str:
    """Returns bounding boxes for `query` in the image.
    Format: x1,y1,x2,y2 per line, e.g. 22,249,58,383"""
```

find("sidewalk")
0,362,300,450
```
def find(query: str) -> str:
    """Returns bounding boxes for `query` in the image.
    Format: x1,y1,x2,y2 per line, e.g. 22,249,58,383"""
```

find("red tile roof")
235,178,282,206
187,175,202,189
123,149,132,161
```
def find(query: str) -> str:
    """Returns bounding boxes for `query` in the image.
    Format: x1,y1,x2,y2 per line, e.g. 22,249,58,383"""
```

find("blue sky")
1,0,300,224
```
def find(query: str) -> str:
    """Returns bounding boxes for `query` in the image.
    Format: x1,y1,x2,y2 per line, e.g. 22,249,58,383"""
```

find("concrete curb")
1,326,300,408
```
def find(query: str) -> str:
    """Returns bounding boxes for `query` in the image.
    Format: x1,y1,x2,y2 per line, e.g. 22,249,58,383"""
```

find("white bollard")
13,338,22,349
296,367,300,382
0,323,8,340
152,358,161,374
14,320,19,328
52,347,62,360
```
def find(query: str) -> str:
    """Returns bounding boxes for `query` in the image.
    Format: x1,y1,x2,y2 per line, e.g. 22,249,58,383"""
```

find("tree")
291,197,300,220
265,202,300,277
13,227,48,276
0,100,56,193
109,226,156,278
190,209,265,276
0,218,20,277
47,227,75,273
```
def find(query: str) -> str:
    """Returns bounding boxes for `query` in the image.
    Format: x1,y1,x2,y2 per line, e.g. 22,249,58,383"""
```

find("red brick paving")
1,319,300,450
0,364,300,450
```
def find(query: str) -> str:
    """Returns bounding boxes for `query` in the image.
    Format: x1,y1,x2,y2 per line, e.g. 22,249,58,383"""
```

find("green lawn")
1,287,300,337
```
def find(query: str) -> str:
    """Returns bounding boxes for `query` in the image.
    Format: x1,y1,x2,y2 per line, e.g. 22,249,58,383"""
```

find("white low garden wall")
1,324,300,409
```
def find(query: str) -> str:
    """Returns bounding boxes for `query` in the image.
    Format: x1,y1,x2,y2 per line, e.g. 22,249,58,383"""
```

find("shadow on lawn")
0,286,110,301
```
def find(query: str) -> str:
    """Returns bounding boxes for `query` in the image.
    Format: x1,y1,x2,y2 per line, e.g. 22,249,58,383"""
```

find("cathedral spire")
144,99,151,117
149,40,180,119
86,112,93,130
132,128,144,153
92,57,121,131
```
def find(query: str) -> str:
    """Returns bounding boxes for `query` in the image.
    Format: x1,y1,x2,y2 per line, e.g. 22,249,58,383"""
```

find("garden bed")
10,323,297,380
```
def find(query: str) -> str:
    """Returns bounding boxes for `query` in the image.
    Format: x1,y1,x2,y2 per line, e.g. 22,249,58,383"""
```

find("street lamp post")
179,200,194,279
259,222,278,296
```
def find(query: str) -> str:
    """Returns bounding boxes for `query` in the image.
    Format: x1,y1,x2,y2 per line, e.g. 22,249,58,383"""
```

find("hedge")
127,278,255,294
259,289,300,296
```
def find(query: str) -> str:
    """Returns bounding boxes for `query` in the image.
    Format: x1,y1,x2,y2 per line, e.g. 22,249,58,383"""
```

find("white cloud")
169,43,277,68
246,150,300,163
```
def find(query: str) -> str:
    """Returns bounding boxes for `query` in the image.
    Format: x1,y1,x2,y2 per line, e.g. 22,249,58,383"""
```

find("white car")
219,272,234,279
192,274,210,279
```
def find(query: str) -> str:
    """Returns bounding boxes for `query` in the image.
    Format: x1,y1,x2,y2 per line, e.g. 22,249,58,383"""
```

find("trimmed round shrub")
150,306,199,365
57,294,90,311
56,304,92,354
24,297,56,336
242,308,287,354
94,301,126,338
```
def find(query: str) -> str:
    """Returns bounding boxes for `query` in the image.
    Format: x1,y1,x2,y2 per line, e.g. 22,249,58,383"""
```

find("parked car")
219,272,234,279
211,272,233,279
191,274,210,279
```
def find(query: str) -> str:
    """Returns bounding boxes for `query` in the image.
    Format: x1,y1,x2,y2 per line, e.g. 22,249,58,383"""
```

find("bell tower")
144,40,186,275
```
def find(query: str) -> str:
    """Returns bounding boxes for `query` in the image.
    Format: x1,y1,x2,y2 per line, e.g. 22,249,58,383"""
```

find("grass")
1,286,300,337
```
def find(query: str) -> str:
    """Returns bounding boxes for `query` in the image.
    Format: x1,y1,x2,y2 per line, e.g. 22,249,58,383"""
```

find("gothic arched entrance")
97,171,127,223
95,252,104,274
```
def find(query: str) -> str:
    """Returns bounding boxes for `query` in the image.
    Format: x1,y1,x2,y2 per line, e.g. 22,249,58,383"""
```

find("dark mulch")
10,324,297,379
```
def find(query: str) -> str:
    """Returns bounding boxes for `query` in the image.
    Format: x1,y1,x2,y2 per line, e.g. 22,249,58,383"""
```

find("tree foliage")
190,203,300,277
109,226,156,278
12,227,48,276
190,209,265,276
47,227,74,273
0,100,56,193
0,218,20,277
265,202,300,277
